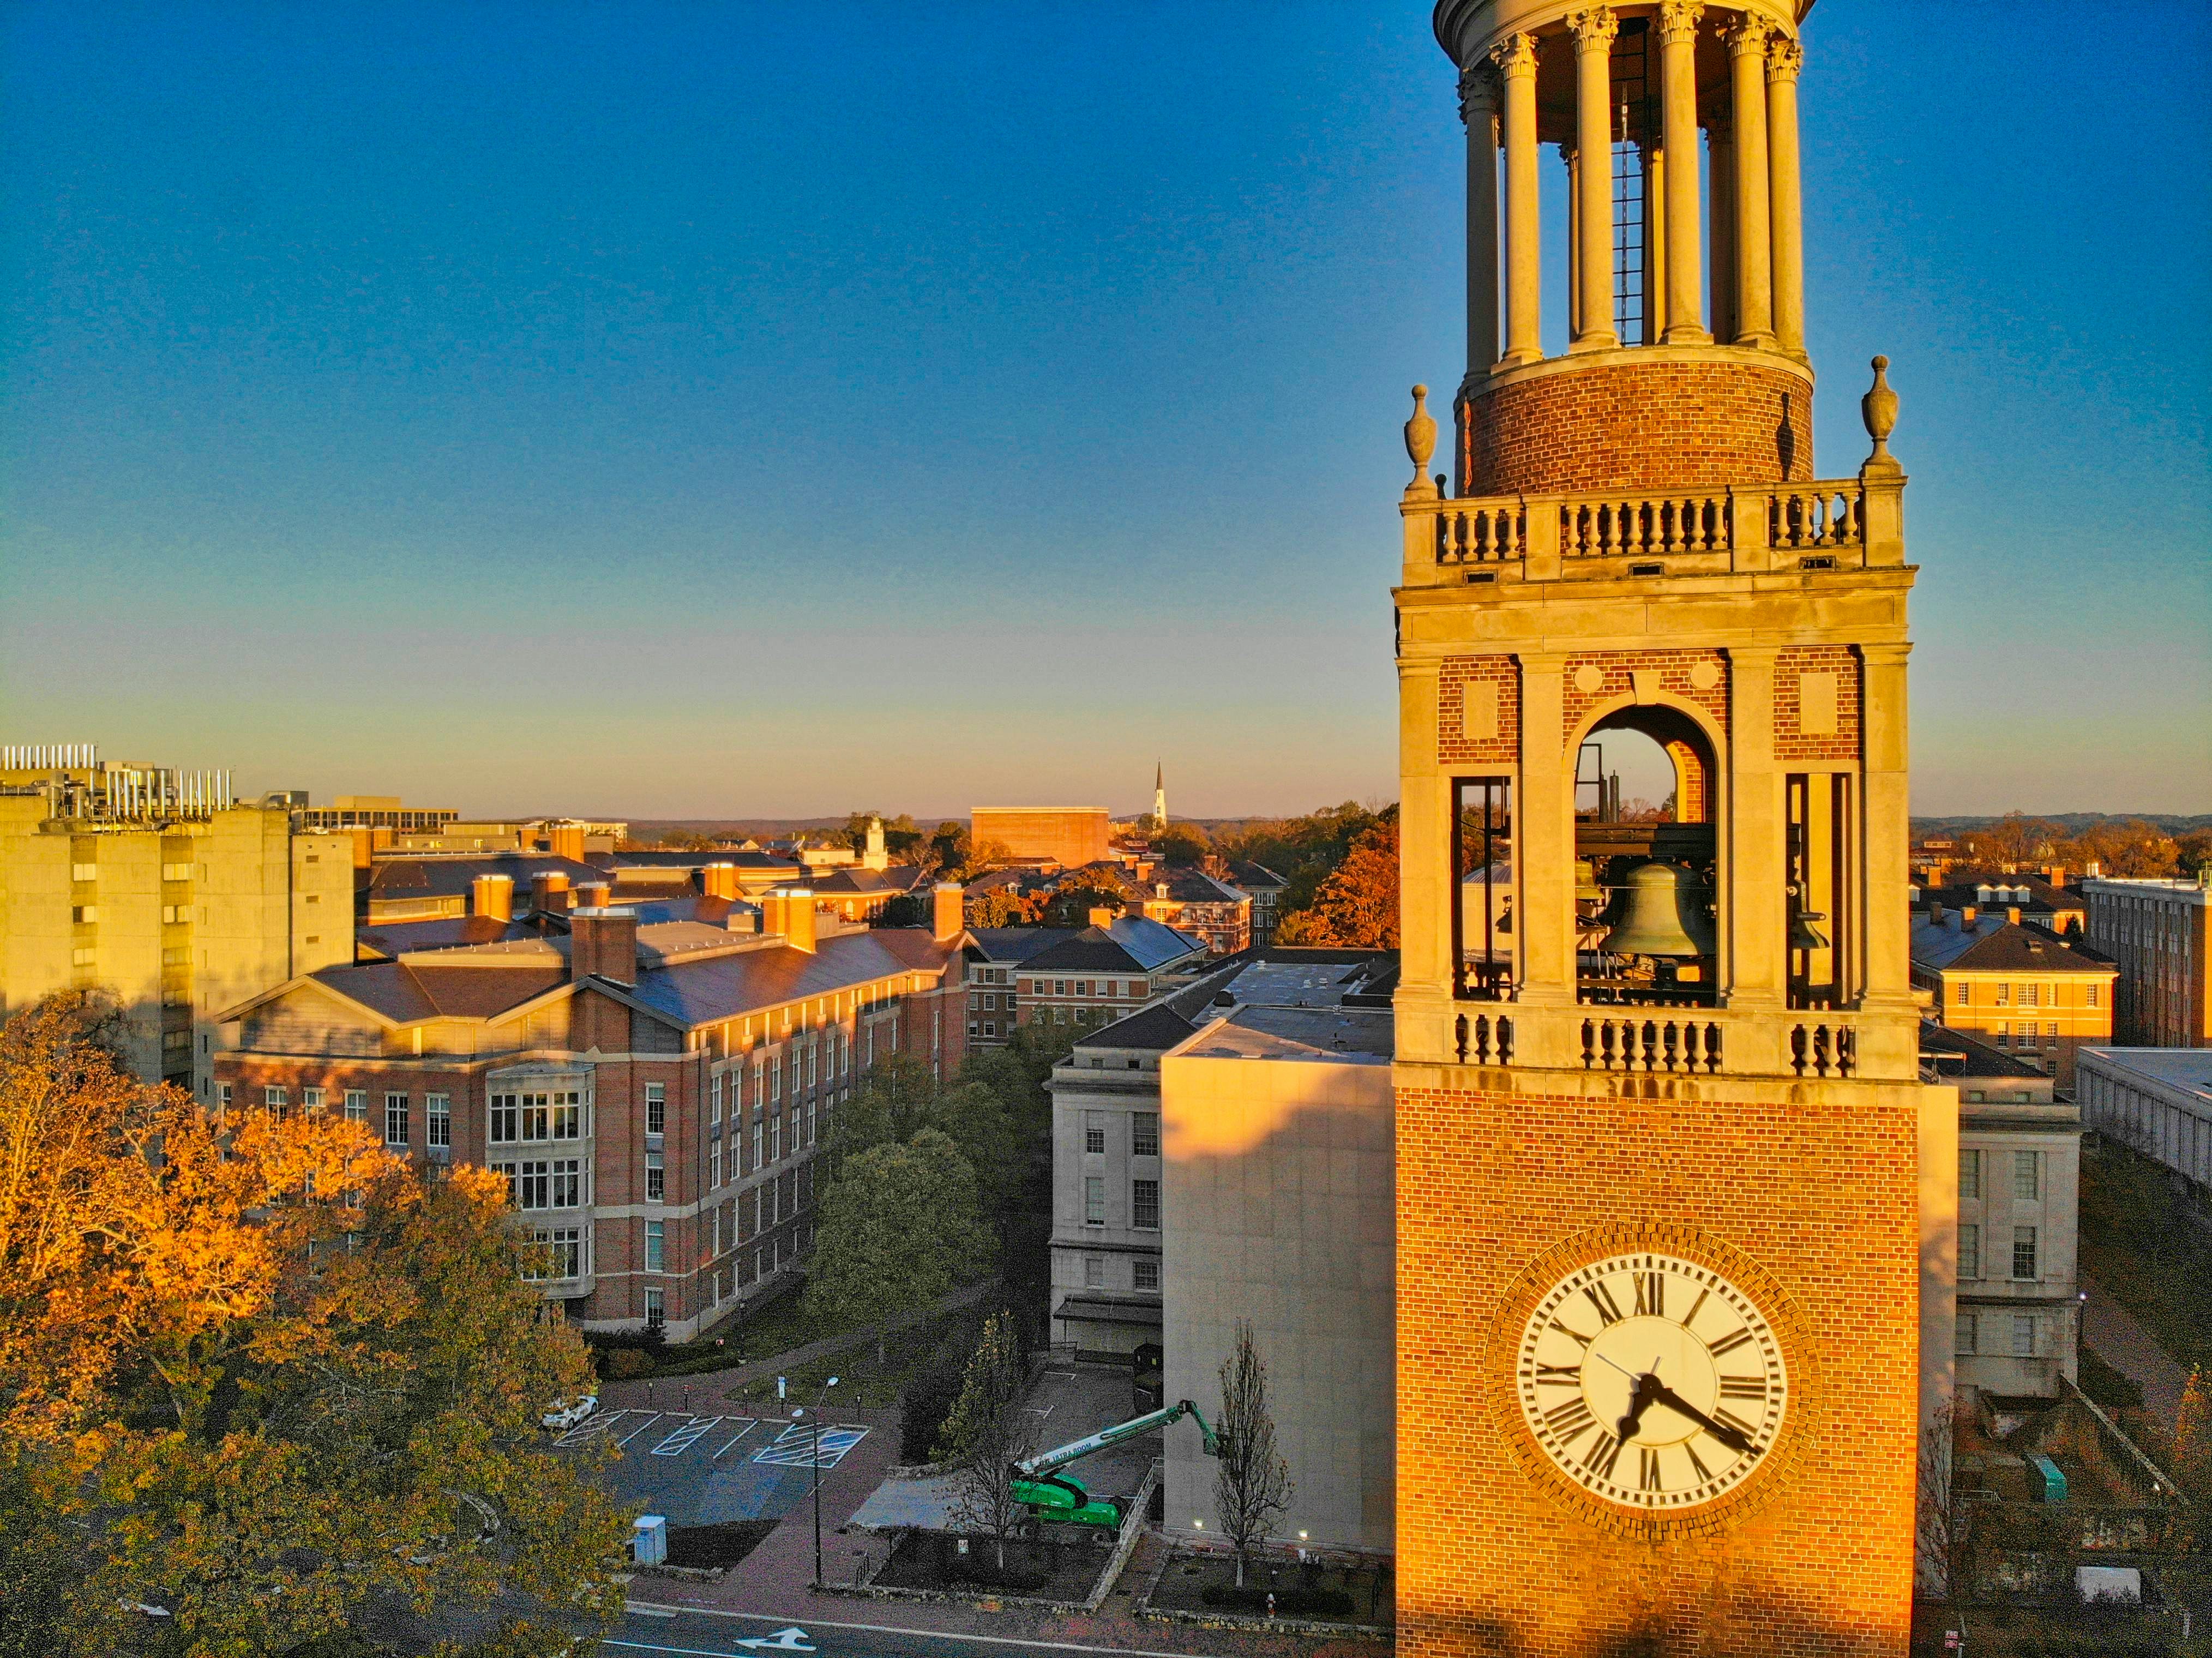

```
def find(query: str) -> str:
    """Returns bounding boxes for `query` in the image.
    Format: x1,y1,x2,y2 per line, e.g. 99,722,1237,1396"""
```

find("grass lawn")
2078,1137,2212,1373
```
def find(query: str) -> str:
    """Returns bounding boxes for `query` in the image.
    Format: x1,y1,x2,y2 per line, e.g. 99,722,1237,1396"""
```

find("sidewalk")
2081,1270,2193,1426
595,1278,1000,1412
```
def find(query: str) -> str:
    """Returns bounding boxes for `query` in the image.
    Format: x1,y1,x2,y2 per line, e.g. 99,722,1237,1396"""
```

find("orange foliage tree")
1272,820,1399,948
0,993,626,1655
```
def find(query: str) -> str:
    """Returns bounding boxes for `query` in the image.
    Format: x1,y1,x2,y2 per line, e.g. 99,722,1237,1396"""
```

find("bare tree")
1214,1320,1294,1588
1916,1392,1974,1601
940,1311,1034,1574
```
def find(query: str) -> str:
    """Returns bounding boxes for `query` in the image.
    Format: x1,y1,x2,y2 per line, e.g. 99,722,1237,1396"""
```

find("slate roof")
968,928,1075,965
1919,1020,2047,1079
1023,916,1207,974
1072,948,1396,1054
810,865,929,897
1910,915,2115,975
1135,866,1249,903
355,914,552,960
624,929,963,1028
588,849,803,874
1916,873,2086,918
1229,861,1289,893
308,961,571,1024
364,853,600,901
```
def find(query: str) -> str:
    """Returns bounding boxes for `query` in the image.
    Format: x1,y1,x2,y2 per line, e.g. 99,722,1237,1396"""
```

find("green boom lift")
1009,1398,1222,1530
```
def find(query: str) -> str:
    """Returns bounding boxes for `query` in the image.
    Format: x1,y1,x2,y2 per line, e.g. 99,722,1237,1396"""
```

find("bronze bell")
1601,860,1717,958
1786,883,1830,951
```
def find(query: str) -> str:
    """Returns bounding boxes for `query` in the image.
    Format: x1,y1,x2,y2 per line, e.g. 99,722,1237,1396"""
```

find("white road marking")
650,1415,723,1456
711,1417,761,1458
605,1642,740,1657
556,1407,636,1448
615,1410,666,1448
735,1629,815,1652
750,1422,869,1469
620,1603,1235,1658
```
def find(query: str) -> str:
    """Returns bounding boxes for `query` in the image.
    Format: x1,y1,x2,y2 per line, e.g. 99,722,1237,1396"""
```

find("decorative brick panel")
1440,657,1520,766
1459,361,1814,497
1561,650,1731,746
1395,1079,1919,1656
1775,645,1863,763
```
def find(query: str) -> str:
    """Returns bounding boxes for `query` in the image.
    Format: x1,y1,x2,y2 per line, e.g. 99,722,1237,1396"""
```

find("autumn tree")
2175,1367,2211,1499
1914,1392,1975,1601
804,1129,994,1363
939,1310,1035,1573
1213,1320,1294,1587
0,994,627,1656
1273,819,1399,947
1152,823,1211,865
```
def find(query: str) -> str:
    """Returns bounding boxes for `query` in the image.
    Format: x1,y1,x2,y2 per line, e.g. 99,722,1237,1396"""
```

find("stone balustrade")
1405,472,1903,586
1405,999,1918,1084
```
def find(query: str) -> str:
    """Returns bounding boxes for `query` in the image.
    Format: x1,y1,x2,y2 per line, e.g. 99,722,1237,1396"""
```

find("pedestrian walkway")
2081,1271,2193,1426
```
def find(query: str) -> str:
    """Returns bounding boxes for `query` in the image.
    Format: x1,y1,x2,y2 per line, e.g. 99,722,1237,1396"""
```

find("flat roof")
2082,1048,2212,1104
1175,1005,1394,1064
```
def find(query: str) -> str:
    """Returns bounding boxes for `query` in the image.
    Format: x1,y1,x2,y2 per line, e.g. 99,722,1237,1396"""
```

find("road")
602,1605,1202,1658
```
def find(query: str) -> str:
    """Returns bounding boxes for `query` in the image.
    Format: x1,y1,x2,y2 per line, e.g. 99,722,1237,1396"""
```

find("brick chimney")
531,870,573,914
2045,864,2066,888
1089,905,1118,929
1927,901,1945,927
576,880,611,910
702,862,738,900
1961,904,1978,927
762,888,817,953
2006,906,2022,927
471,873,514,921
934,882,965,944
570,906,639,986
549,823,586,863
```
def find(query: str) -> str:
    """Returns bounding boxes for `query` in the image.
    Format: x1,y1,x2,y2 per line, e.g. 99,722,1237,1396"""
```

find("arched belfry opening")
1576,704,1719,1006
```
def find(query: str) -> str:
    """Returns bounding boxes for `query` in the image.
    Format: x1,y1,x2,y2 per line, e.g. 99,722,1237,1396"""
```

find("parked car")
541,1393,598,1431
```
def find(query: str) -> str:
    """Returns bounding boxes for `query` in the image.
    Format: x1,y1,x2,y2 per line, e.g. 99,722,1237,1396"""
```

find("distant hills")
1912,813,2211,834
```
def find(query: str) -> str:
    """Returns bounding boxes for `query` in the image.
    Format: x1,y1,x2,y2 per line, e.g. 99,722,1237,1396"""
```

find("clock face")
1516,1250,1788,1511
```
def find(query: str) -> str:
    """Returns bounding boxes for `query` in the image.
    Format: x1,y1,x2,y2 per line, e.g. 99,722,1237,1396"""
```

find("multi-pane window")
2086,984,2100,1007
644,1222,665,1272
265,1085,288,1116
1953,982,1970,1006
1084,1177,1105,1226
806,1102,816,1147
490,1090,582,1143
301,1087,324,1114
426,1093,451,1149
1084,1112,1107,1155
496,1159,586,1210
645,1083,666,1137
526,1227,586,1281
1960,1149,1982,1200
2012,1314,2036,1356
2020,983,2040,1007
1956,1313,1978,1355
1132,1113,1159,1157
384,1094,409,1146
646,1151,665,1203
342,1088,366,1121
770,1113,782,1163
644,1287,664,1330
1995,983,2011,1006
1083,1255,1105,1289
1958,1224,1980,1279
2012,1226,2039,1281
710,1139,723,1187
1132,1179,1161,1230
1133,1257,1161,1291
2013,1150,2040,1200
710,1073,723,1125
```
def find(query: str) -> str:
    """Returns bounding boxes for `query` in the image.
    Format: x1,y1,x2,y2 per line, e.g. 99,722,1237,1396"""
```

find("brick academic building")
215,885,970,1339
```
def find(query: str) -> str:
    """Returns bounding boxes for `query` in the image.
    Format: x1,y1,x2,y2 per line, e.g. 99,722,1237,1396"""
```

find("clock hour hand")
1615,1370,1662,1444
1646,1378,1760,1456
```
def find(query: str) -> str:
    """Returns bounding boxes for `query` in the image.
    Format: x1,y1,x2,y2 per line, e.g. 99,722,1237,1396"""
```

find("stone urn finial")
1404,385,1437,496
1861,355,1900,470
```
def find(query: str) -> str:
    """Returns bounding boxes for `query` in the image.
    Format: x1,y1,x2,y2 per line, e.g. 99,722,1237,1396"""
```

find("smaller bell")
1790,909,1830,951
1601,861,1717,958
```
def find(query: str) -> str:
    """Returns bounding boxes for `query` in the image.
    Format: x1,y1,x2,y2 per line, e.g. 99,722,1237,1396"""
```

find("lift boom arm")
1013,1398,1221,1479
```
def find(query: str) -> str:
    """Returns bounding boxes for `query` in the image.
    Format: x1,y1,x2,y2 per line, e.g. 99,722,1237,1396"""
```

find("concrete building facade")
2078,1047,2212,1208
1,754,352,1096
2082,874,2212,1048
971,807,1111,869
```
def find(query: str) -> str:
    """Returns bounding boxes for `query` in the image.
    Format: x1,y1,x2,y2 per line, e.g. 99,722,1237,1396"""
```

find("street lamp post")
793,1374,840,1588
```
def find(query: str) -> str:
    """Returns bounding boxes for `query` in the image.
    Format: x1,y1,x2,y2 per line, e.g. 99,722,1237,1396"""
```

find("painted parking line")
711,1417,762,1458
750,1422,869,1469
615,1410,667,1448
556,1408,638,1449
650,1415,724,1457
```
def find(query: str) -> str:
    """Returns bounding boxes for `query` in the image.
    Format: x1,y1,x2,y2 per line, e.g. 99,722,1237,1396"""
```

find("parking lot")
556,1407,873,1529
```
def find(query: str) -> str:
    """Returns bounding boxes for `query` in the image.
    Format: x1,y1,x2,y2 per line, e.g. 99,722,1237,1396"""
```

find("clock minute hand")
1646,1378,1760,1456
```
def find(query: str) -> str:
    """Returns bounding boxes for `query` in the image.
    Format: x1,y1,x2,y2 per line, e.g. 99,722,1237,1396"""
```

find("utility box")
629,1515,668,1566
2027,1454,2068,1503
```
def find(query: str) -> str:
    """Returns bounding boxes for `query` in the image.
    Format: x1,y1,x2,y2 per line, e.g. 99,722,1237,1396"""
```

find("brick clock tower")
1394,2,1950,1654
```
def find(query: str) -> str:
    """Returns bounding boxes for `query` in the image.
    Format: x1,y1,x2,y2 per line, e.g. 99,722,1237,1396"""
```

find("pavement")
2080,1270,2193,1426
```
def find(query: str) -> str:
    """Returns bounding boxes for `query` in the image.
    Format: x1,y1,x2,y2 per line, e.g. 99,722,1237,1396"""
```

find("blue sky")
3,2,2207,820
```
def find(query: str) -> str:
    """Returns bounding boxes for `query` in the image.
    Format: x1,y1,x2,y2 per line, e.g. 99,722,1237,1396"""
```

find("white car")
541,1393,599,1431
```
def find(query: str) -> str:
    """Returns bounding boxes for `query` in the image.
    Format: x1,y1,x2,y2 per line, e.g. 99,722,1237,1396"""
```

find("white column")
1726,15,1775,347
1657,1,1707,343
1460,64,1501,377
1494,32,1543,367
1766,35,1807,359
1570,7,1620,351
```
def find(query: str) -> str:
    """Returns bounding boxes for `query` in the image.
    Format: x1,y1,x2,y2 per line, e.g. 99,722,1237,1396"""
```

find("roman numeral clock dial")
1516,1252,1787,1511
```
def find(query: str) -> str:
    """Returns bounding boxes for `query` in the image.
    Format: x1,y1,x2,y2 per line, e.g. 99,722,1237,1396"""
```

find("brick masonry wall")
1396,1078,1919,1656
1439,657,1522,767
1561,650,1732,746
1774,645,1864,764
1460,361,1814,496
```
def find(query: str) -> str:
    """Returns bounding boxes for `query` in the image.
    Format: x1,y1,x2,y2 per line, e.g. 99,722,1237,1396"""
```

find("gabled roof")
1919,1020,2046,1079
1229,861,1289,892
967,927,1074,965
1911,915,2115,975
1135,865,1249,903
588,849,803,874
624,927,961,1028
356,914,550,960
364,852,599,900
277,960,573,1026
1916,873,2085,914
1023,916,1206,975
810,865,929,897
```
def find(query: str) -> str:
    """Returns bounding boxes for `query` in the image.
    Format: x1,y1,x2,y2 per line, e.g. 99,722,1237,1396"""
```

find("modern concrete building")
1921,1023,2079,1402
1,749,351,1096
2082,873,2211,1048
292,796,461,834
971,807,1111,869
213,890,973,1339
2077,1046,2212,1208
1911,907,2117,1088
